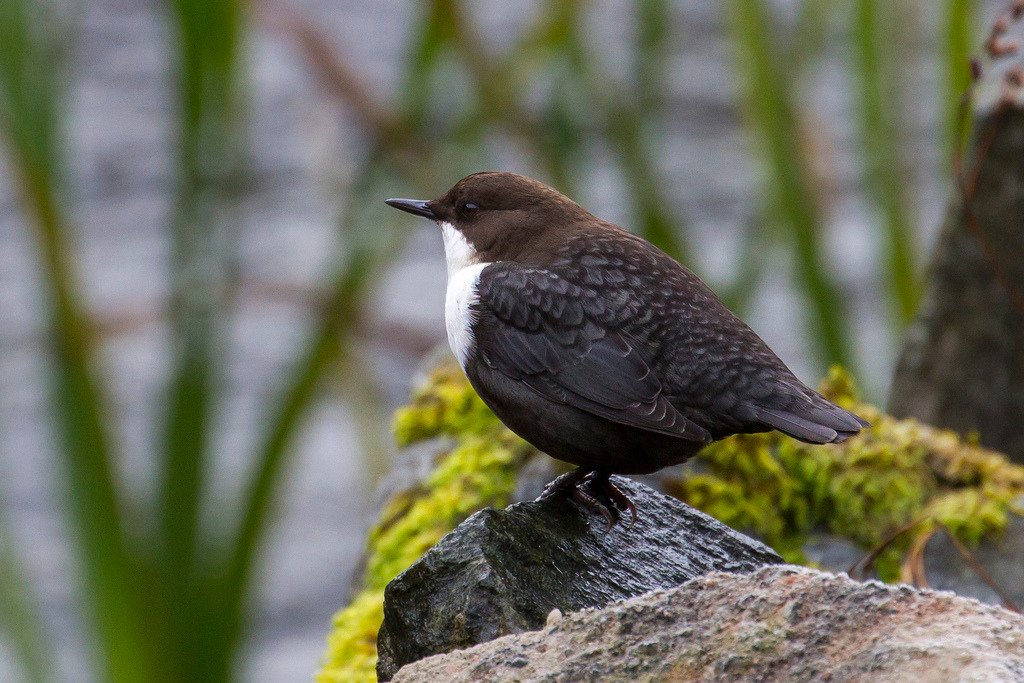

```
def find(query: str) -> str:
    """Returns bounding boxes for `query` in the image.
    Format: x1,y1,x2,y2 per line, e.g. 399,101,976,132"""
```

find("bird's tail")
749,383,868,445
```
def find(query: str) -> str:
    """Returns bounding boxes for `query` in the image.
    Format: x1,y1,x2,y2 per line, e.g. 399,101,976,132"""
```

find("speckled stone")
395,565,1024,682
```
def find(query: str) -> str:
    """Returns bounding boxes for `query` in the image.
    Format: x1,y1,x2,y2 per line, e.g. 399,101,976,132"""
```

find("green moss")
319,364,1024,679
316,363,530,682
391,364,503,447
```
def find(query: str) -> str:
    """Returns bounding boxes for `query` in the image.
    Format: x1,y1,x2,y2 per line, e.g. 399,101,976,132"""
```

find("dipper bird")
386,172,867,527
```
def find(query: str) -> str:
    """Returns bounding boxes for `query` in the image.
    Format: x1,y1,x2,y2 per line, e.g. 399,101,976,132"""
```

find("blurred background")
0,0,1004,680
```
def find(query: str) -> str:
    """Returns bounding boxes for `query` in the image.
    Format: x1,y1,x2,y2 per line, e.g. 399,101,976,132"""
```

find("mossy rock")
317,364,1024,682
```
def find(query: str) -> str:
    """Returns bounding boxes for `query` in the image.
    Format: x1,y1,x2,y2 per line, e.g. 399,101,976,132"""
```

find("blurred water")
0,0,986,680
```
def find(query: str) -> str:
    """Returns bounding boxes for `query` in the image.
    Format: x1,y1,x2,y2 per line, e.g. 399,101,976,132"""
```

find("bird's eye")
462,202,479,212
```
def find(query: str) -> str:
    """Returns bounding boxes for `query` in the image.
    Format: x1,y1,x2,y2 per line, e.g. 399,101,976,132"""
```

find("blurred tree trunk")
888,104,1024,463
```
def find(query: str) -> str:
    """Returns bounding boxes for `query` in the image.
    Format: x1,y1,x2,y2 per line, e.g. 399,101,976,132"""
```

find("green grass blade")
153,1,245,678
725,0,853,371
944,0,976,158
0,2,151,678
851,0,918,325
791,0,833,69
0,496,51,682
634,0,671,112
160,0,242,604
32,196,151,683
399,0,454,121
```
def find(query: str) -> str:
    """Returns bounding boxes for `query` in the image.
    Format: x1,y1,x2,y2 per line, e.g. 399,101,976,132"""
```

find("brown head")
385,172,592,266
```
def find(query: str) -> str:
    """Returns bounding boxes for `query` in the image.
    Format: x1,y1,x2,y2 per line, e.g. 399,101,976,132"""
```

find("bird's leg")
538,467,594,500
585,471,637,529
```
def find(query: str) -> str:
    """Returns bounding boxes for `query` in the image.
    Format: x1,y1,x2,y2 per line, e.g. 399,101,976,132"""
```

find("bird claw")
571,484,618,530
603,479,638,529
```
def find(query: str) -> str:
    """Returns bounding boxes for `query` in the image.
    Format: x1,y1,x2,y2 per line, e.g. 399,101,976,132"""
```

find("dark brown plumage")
387,172,867,527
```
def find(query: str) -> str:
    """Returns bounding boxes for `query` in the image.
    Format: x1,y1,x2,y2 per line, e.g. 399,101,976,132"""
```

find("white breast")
440,222,488,368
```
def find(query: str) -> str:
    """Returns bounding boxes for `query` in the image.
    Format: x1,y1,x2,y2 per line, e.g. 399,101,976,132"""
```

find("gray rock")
377,476,782,680
394,565,1024,682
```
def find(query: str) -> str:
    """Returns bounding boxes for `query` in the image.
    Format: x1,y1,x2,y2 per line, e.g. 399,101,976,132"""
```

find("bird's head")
386,172,590,271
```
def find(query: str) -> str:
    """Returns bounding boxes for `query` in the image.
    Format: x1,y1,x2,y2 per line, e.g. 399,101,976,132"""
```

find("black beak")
385,198,435,219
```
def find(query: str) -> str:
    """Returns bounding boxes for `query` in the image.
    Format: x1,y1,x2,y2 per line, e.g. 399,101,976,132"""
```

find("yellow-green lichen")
318,591,383,683
316,363,531,683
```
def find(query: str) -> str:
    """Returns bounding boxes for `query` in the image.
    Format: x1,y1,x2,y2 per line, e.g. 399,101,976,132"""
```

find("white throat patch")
440,221,478,275
440,221,488,368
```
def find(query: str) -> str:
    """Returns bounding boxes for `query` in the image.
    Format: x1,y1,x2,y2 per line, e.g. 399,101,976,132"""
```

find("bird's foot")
539,468,637,530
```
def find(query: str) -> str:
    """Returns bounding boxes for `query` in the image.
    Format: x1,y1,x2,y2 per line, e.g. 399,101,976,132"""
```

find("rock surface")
394,565,1024,682
377,476,782,680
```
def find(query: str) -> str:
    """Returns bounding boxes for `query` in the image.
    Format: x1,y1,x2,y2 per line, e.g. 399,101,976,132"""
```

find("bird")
386,172,867,527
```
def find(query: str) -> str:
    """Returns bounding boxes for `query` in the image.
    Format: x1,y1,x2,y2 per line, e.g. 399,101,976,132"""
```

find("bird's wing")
473,263,711,443
541,229,868,445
